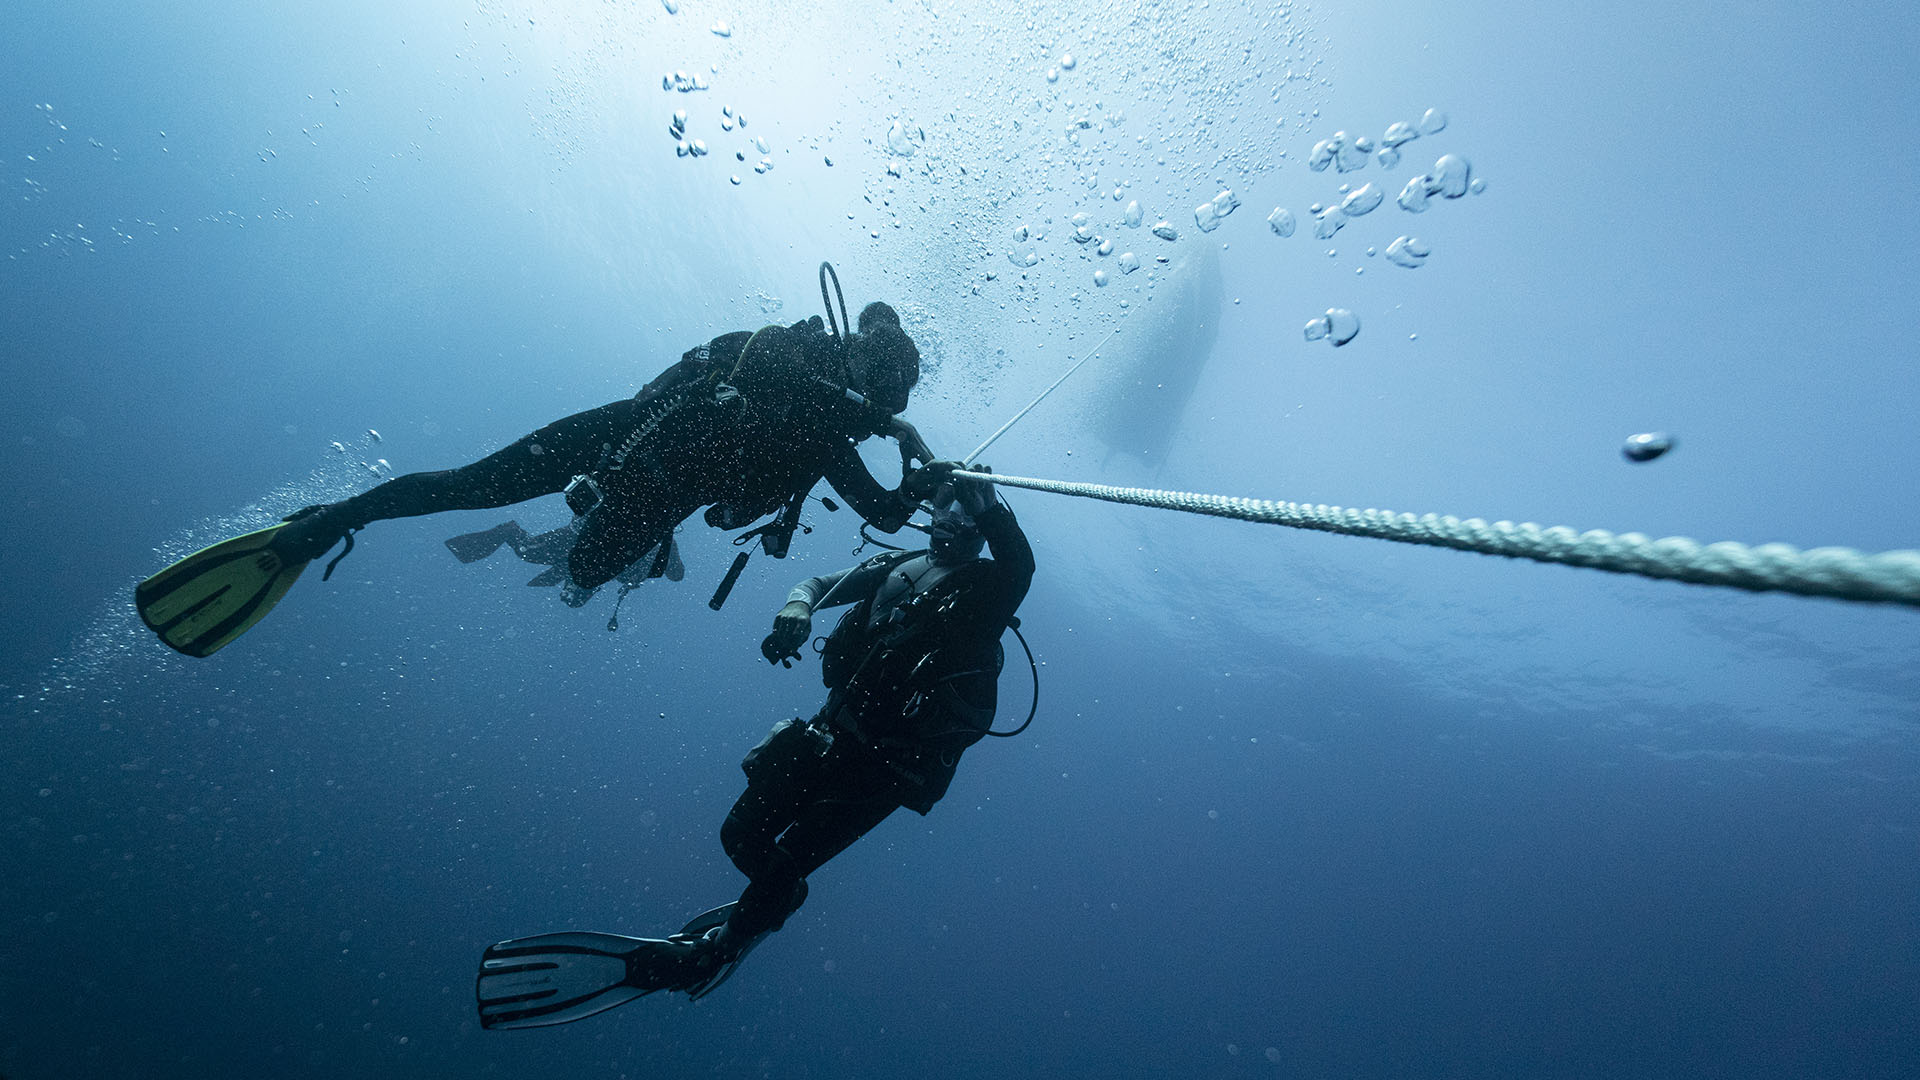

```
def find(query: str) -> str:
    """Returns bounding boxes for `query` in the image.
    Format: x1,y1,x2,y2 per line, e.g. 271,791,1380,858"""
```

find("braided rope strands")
953,471,1920,608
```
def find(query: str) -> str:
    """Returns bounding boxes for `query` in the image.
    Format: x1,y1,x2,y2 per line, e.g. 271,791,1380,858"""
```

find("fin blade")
135,525,309,657
476,931,696,1030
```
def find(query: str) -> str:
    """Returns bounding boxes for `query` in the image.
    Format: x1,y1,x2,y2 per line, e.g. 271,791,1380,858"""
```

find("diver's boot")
276,502,361,562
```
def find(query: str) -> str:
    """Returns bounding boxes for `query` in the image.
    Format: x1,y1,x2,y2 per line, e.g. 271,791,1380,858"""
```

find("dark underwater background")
3,2,1917,1078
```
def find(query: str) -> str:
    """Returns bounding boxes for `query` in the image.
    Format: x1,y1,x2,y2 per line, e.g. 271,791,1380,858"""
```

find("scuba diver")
136,266,936,657
474,464,1035,1027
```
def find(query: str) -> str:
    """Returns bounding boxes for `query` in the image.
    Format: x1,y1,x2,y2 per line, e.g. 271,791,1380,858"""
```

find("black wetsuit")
316,317,912,589
720,501,1035,939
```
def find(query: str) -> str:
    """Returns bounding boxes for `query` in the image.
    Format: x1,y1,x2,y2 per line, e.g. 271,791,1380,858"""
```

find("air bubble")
1122,200,1143,227
1419,108,1448,135
1312,204,1345,239
1118,251,1141,273
885,121,916,156
1340,183,1383,217
710,20,732,37
1384,235,1429,268
1381,121,1419,148
1151,220,1179,241
1266,207,1296,237
1093,269,1108,286
1432,154,1471,198
1397,176,1431,213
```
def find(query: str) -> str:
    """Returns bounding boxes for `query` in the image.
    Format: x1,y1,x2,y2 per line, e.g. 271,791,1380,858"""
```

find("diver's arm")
974,499,1035,615
762,559,887,665
822,442,915,532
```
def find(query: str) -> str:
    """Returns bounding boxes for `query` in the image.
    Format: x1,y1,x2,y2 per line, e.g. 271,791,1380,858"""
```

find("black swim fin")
476,904,759,1028
475,931,708,1030
445,521,525,564
136,524,309,657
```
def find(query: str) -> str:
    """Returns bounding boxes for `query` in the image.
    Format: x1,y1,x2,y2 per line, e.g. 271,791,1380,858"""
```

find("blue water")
4,2,1917,1077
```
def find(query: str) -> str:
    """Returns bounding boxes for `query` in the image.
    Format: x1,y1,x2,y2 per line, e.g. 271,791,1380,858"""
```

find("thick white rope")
953,470,1920,608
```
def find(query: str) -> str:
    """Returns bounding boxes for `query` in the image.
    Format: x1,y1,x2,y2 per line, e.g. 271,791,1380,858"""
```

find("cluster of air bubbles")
1311,108,1448,173
1384,236,1430,268
1193,189,1240,233
1308,131,1373,173
1303,308,1361,346
1007,223,1041,268
1396,154,1480,212
661,70,710,93
662,95,772,182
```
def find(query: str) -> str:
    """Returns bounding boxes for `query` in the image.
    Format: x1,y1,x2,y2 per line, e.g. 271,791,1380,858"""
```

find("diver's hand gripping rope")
953,470,1920,608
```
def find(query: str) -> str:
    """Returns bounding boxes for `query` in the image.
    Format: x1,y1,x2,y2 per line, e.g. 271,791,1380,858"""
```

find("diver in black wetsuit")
471,465,1035,1025
276,302,933,605
688,464,1035,982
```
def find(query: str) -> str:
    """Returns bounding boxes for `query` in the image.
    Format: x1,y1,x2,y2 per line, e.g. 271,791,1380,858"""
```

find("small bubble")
1420,108,1448,135
1093,269,1108,286
1150,220,1179,241
1117,251,1140,274
1045,67,1060,83
1097,238,1113,256
1376,145,1401,169
710,19,732,37
1469,176,1488,195
754,135,769,154
1622,432,1675,463
1060,53,1076,70
730,174,742,185
1122,200,1143,227
1266,207,1296,237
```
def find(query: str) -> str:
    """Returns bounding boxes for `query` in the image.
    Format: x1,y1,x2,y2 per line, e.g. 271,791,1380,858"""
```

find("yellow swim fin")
135,524,309,657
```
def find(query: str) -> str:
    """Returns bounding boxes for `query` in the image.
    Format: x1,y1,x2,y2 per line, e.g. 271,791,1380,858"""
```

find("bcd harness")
811,554,1032,781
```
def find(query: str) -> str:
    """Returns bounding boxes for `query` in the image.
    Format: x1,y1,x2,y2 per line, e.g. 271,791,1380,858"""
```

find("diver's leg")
721,740,899,940
566,497,686,591
277,399,639,561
